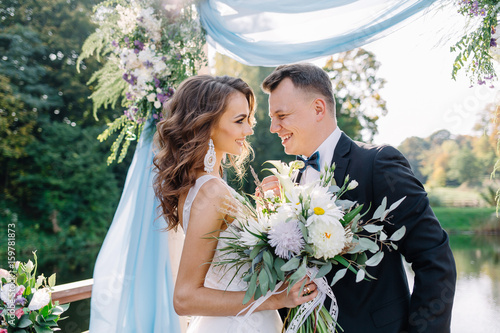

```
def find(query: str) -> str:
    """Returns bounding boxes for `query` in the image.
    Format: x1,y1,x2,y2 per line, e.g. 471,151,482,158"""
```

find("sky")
360,5,500,147
208,3,499,148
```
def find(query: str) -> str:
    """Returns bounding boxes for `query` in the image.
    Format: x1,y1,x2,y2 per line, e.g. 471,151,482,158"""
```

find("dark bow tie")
297,151,320,174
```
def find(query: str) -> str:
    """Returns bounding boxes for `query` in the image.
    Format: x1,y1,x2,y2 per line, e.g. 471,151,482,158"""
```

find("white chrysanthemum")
268,220,305,259
239,216,267,248
308,219,347,260
268,203,298,227
306,187,344,227
28,288,51,311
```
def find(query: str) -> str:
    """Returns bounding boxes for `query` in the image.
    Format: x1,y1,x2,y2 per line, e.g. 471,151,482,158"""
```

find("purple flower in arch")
478,79,486,85
154,77,161,88
144,60,153,68
126,92,133,100
134,49,140,54
124,37,129,44
111,40,118,47
157,93,168,104
491,38,498,48
123,73,137,85
152,113,159,120
175,52,182,61
134,40,145,51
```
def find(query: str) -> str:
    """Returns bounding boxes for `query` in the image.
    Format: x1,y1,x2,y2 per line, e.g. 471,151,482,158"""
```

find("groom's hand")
255,175,281,198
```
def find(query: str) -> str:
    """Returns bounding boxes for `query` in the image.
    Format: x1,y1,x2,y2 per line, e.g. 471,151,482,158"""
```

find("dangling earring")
204,138,216,173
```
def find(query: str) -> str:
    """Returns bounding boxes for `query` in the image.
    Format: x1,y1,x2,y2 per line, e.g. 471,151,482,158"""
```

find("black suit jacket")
297,133,456,333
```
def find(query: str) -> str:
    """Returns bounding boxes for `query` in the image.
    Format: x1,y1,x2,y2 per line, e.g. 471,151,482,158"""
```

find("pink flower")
15,285,25,298
15,308,24,319
1,328,8,333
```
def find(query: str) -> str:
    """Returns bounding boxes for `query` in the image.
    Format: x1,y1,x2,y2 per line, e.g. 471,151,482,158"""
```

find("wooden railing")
52,278,93,304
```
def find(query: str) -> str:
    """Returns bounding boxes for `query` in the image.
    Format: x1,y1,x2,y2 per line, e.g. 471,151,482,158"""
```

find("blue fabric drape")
198,0,439,66
89,124,180,333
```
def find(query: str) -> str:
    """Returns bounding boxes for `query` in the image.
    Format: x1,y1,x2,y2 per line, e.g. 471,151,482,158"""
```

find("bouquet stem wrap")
286,267,338,333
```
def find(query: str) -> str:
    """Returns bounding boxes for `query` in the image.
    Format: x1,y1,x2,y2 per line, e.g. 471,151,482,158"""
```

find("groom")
261,63,456,333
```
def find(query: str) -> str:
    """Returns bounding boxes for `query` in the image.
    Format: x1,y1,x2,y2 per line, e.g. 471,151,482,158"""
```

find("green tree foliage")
323,48,387,142
0,0,132,251
397,136,429,183
15,121,121,245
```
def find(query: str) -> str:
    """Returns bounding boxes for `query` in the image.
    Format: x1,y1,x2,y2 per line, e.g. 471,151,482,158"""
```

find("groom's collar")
300,127,342,171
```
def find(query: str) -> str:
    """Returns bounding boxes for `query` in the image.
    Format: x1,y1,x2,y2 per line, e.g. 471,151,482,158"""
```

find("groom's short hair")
261,63,336,116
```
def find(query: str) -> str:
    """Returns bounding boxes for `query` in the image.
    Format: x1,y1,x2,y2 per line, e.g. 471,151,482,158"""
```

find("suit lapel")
330,133,351,186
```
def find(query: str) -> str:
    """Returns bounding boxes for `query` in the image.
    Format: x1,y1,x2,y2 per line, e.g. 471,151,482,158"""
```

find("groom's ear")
313,98,327,121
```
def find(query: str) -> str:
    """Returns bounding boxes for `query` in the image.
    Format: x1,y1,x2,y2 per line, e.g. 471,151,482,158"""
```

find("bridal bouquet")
78,0,206,163
0,252,69,332
217,161,405,332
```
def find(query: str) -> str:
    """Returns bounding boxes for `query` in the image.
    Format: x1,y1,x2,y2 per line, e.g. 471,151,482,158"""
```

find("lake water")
31,233,500,332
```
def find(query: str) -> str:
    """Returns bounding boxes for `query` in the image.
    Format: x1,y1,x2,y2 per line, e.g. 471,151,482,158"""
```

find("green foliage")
451,0,499,86
9,120,122,243
323,48,388,142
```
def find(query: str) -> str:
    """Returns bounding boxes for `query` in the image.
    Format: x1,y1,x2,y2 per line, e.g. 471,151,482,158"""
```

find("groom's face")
268,78,320,157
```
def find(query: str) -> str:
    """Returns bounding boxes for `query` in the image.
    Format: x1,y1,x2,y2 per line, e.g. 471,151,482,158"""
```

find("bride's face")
211,91,253,156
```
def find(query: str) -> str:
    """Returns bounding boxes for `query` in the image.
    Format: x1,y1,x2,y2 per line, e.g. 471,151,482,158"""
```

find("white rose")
154,100,161,109
146,93,156,102
0,269,11,280
28,289,51,311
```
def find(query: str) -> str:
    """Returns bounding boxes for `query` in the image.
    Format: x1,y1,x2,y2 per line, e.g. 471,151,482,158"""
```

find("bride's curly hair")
153,75,256,230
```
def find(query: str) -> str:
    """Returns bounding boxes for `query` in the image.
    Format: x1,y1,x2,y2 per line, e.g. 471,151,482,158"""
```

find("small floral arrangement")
78,0,206,164
0,252,68,332
217,161,405,332
451,0,500,87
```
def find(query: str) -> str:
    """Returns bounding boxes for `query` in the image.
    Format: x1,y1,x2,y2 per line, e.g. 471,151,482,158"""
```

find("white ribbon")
237,281,285,319
286,267,339,333
236,267,338,332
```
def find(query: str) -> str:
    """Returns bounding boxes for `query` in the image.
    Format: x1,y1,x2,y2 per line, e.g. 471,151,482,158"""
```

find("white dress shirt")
299,127,342,185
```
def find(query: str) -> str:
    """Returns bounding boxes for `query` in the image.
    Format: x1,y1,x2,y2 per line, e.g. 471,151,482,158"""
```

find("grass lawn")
432,207,497,232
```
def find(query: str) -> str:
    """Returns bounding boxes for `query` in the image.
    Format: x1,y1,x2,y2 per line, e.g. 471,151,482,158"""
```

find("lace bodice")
182,175,248,292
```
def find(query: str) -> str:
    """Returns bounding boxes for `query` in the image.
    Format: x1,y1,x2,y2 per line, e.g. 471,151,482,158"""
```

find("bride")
152,75,318,332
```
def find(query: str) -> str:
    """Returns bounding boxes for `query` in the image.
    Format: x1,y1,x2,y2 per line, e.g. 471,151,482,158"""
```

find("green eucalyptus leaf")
358,237,379,253
372,197,387,220
280,256,300,272
315,262,332,279
389,226,406,241
356,269,366,283
365,251,384,267
362,224,384,233
330,268,347,286
263,251,273,269
243,274,257,304
258,269,269,296
274,258,285,280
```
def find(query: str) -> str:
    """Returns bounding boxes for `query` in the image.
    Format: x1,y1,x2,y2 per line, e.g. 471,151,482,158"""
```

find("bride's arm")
174,179,317,317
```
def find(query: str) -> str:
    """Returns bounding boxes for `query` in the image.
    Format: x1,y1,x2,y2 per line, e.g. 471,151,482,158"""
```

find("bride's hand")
273,278,318,309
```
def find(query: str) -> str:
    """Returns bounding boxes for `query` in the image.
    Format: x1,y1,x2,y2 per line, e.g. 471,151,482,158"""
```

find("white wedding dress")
182,175,282,333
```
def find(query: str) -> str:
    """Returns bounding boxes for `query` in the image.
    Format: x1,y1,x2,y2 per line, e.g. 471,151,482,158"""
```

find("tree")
323,48,387,142
448,147,482,185
398,136,429,183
